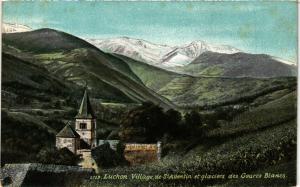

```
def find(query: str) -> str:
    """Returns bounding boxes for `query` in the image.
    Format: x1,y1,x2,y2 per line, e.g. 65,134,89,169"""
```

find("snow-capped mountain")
161,40,241,67
2,22,32,33
85,37,241,68
86,37,173,65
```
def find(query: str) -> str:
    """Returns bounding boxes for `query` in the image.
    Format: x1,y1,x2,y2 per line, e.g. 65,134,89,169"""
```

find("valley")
1,28,297,186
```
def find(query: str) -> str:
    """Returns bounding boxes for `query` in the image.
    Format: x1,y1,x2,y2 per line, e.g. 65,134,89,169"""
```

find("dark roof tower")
75,88,95,119
56,123,80,138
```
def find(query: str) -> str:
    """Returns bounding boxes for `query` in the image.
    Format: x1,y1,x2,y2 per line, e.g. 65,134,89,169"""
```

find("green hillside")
114,54,181,91
158,76,296,107
114,54,296,107
2,29,174,109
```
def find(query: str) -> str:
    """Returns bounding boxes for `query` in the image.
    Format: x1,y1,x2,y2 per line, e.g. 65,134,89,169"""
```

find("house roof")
75,88,95,119
1,163,94,186
56,123,80,138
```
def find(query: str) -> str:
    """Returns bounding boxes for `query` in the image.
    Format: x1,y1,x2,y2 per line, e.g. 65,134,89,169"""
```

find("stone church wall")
56,137,77,153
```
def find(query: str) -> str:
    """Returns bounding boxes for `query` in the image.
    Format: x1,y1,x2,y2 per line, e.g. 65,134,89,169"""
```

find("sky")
3,1,298,62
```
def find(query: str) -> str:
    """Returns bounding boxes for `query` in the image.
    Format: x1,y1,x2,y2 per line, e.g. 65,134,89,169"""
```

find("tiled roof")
56,123,80,138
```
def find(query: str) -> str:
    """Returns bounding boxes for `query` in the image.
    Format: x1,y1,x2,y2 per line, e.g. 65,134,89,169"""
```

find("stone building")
56,123,80,154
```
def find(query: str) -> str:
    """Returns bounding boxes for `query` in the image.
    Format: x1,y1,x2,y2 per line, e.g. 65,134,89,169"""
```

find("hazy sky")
3,1,298,62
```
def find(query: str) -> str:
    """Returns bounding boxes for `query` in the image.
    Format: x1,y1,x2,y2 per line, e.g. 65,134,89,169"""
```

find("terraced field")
85,88,296,186
208,91,296,138
158,76,295,107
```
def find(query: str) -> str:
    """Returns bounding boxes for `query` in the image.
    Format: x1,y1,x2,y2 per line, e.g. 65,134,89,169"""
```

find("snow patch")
2,22,32,33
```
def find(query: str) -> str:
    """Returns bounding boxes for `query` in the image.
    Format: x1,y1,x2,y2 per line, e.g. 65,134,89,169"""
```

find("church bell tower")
75,88,97,148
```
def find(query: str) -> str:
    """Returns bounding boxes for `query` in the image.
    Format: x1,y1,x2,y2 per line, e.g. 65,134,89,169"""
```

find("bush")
183,110,207,138
36,147,81,166
119,102,167,143
91,142,128,168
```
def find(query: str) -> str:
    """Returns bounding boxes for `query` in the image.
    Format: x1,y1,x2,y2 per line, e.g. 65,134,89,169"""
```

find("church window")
80,123,87,129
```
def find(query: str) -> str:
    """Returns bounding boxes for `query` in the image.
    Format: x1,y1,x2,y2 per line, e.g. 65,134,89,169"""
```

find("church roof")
75,88,95,119
56,123,80,138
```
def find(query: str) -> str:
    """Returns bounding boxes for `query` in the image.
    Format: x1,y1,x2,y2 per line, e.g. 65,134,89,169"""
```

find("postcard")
0,1,297,186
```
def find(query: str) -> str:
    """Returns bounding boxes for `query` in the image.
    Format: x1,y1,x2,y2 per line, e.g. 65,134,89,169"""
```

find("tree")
119,102,167,143
165,109,182,136
184,110,204,137
91,142,128,168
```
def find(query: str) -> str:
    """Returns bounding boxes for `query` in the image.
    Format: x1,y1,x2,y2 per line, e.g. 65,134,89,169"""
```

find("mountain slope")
2,29,175,109
157,76,296,107
114,54,182,91
2,52,75,104
182,52,297,77
114,54,296,107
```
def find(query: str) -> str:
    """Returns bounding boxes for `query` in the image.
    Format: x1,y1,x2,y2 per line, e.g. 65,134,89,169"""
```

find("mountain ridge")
85,37,242,68
86,36,296,78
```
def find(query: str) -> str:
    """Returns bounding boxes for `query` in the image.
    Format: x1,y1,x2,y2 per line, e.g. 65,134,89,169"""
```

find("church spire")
75,88,95,119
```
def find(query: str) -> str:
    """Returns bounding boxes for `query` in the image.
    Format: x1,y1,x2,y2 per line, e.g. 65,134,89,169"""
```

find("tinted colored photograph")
1,1,297,186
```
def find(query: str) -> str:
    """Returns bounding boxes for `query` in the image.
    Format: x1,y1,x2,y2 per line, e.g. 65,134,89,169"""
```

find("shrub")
91,142,128,168
36,147,81,166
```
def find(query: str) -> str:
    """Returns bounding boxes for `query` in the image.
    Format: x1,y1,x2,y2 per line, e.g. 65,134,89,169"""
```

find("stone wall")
124,142,161,166
56,137,78,154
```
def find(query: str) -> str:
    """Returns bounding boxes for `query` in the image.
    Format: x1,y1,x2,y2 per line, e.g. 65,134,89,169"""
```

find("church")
56,88,162,167
56,88,98,154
